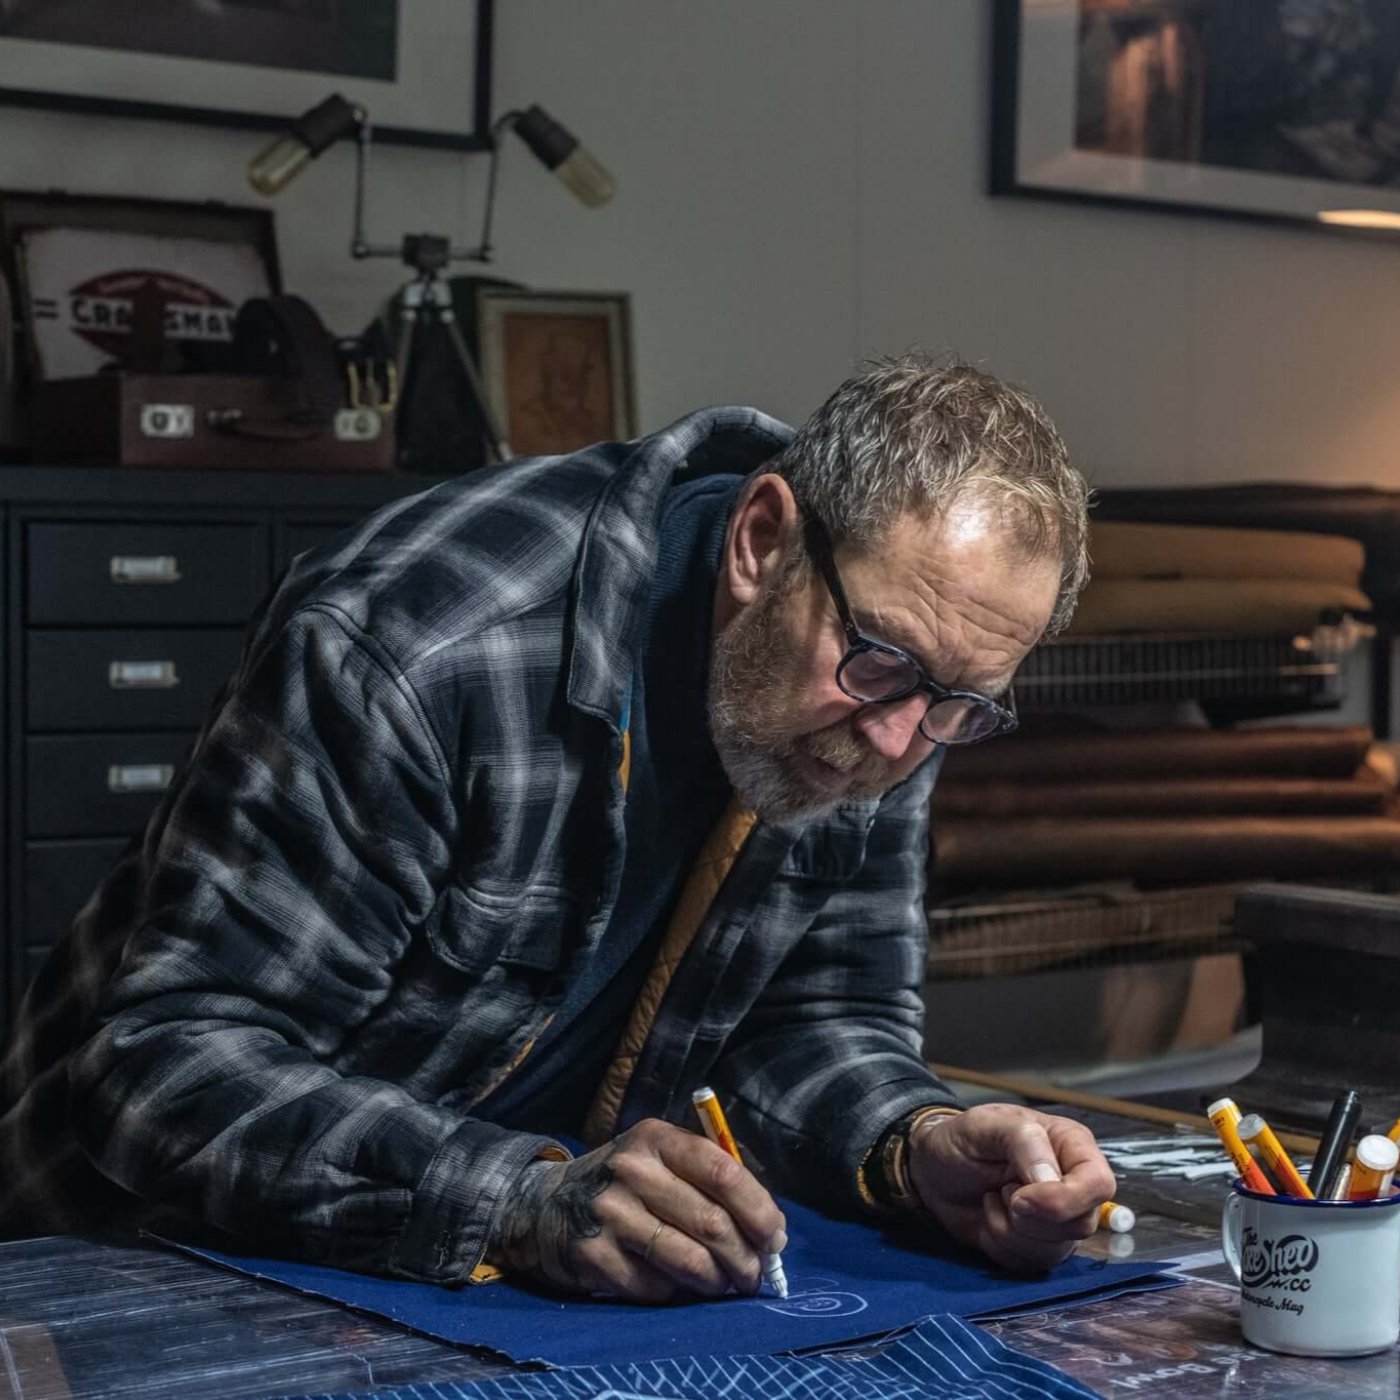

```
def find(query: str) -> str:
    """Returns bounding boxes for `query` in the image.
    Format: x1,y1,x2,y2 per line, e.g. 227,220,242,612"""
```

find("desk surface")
986,1111,1400,1397
1,1108,1395,1400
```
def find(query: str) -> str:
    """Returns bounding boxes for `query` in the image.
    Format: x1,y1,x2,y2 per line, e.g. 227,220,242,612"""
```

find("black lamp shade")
290,93,362,156
510,105,579,170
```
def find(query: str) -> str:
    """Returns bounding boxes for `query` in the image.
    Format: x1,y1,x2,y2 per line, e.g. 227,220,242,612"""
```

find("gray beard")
707,585,888,824
708,725,842,825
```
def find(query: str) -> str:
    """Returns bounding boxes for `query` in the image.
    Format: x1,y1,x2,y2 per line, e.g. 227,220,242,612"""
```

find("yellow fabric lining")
580,796,757,1147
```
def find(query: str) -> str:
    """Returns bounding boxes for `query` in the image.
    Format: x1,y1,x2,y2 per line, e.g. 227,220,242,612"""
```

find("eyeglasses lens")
837,647,919,701
837,647,1011,745
920,697,1000,744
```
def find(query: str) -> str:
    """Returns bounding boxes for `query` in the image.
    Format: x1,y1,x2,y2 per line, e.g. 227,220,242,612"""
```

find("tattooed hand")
486,1117,787,1302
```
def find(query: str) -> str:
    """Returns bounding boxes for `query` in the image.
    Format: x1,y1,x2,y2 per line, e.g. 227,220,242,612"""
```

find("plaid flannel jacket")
0,406,955,1281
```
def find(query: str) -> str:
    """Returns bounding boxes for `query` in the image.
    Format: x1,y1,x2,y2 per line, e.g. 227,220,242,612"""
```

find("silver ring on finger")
642,1220,666,1267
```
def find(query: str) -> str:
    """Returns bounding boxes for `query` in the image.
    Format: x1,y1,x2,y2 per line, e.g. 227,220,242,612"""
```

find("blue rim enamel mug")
1221,1179,1400,1357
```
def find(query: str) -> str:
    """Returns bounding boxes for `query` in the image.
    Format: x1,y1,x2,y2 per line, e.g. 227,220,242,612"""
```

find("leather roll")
933,814,1400,887
1089,522,1365,585
940,725,1374,784
1066,577,1371,636
933,774,1393,819
1095,483,1400,622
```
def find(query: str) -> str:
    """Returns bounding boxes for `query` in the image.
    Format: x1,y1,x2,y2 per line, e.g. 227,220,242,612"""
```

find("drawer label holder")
108,660,180,690
107,763,175,795
109,555,182,585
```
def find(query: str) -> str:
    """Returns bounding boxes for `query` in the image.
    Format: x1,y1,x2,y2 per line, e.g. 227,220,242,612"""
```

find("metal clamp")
139,404,195,439
333,407,383,442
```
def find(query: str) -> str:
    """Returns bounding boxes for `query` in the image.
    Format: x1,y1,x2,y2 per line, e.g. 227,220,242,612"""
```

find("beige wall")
3,1,1400,490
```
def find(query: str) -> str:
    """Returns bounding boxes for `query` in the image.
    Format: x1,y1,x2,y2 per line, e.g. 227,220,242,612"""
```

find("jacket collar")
565,405,793,730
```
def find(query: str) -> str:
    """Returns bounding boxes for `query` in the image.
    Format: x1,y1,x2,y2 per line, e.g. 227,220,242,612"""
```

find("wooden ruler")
929,1062,1321,1155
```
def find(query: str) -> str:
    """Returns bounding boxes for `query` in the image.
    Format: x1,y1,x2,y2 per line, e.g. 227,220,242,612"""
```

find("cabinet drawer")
27,629,243,731
28,522,265,625
24,838,129,949
26,732,194,838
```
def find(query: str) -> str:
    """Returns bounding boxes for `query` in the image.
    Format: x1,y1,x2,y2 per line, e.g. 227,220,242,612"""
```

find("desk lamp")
247,94,616,463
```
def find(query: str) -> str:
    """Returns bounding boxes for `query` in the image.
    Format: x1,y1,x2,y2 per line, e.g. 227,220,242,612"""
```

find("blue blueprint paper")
173,1196,1175,1366
274,1315,1100,1400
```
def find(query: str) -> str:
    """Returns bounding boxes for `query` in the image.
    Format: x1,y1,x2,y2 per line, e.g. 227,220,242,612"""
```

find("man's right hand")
487,1117,788,1302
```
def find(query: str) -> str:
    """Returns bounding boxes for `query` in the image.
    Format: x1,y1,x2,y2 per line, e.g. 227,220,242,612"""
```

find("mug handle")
1221,1190,1243,1283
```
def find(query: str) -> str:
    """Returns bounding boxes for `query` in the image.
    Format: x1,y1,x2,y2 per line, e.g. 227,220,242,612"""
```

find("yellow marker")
1348,1135,1399,1201
1098,1201,1135,1233
1238,1114,1314,1199
691,1087,788,1298
1206,1098,1275,1196
1386,1117,1400,1144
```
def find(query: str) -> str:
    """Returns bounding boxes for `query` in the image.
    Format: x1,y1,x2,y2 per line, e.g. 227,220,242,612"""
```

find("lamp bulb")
554,146,616,208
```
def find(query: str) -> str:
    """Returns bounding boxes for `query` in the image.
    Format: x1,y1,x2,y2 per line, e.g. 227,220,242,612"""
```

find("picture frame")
476,290,637,458
992,0,1400,237
0,0,494,151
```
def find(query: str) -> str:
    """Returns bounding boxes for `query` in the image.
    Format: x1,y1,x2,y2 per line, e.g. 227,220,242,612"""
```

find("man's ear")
724,473,801,607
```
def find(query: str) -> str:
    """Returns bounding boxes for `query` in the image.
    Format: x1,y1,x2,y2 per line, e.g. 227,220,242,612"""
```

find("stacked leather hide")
933,726,1399,889
926,518,1387,983
1063,521,1368,636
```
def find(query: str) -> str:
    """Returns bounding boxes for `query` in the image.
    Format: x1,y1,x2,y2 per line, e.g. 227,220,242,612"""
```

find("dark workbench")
1,1102,1396,1399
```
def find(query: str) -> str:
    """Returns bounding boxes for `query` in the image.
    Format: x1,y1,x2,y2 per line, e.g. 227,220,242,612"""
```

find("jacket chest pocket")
338,881,582,1097
426,879,580,978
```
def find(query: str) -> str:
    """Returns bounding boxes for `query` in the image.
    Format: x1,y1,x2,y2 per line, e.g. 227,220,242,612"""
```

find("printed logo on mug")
1222,1181,1400,1357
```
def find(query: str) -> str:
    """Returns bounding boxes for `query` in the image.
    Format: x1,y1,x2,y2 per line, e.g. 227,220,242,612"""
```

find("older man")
0,356,1113,1301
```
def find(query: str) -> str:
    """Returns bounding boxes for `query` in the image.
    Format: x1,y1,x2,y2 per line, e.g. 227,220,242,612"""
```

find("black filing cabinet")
2,467,429,1037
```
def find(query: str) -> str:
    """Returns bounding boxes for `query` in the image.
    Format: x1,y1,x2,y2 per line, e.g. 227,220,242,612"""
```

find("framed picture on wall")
993,0,1400,236
0,0,494,150
476,290,636,458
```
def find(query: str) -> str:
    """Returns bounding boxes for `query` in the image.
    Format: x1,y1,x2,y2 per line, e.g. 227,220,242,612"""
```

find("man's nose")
852,693,928,760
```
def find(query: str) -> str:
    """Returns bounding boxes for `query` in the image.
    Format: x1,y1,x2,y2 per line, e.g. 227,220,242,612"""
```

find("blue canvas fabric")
171,1195,1175,1367
271,1315,1101,1400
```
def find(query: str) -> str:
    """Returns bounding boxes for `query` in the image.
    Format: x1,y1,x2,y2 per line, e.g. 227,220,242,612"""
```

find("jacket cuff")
857,1104,963,1213
842,1081,962,1211
391,1120,571,1283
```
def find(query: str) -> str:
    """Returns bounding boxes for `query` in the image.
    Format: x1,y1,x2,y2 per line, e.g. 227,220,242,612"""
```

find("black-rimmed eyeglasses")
802,514,1019,746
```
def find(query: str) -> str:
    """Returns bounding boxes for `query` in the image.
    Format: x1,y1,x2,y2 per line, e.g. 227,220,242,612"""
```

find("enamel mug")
1221,1180,1400,1357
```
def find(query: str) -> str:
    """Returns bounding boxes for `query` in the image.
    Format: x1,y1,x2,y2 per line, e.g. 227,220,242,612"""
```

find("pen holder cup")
1221,1180,1400,1357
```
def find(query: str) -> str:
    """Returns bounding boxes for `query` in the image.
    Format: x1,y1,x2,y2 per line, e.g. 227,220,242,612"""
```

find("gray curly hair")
767,354,1091,637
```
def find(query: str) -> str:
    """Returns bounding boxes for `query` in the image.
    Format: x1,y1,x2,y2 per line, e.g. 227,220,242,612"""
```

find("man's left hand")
905,1103,1116,1272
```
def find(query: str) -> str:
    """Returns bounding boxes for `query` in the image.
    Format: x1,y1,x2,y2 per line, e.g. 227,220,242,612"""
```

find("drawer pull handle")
110,555,182,585
108,660,180,690
107,763,174,795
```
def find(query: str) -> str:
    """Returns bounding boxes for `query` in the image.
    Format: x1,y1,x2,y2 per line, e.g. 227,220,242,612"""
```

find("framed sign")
0,0,494,151
0,190,280,382
993,0,1400,235
477,290,636,458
